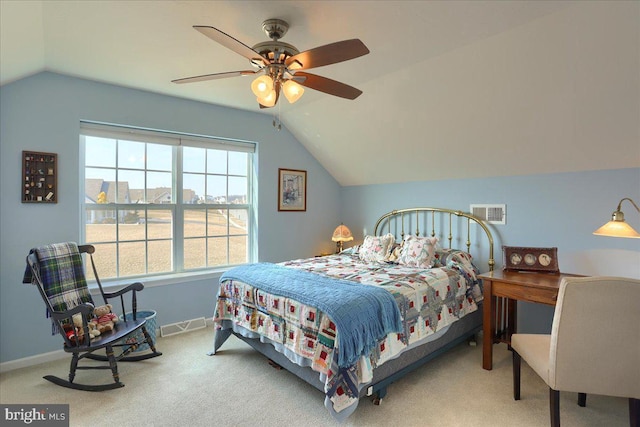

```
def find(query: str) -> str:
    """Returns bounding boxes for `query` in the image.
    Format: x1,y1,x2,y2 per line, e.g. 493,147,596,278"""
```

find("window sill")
88,269,228,294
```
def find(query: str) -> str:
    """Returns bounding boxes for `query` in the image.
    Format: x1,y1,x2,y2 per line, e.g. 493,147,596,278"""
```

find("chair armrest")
49,303,96,347
48,303,95,322
100,282,145,320
102,282,144,300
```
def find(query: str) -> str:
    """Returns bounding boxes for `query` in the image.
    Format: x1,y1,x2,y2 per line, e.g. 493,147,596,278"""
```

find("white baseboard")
0,349,67,374
0,324,200,373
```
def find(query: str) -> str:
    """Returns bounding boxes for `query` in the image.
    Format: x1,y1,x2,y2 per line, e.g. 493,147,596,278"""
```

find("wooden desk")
478,270,584,370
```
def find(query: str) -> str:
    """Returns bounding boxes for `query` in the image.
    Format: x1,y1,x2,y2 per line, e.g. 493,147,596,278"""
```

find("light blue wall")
2,72,639,364
340,169,640,333
0,72,341,363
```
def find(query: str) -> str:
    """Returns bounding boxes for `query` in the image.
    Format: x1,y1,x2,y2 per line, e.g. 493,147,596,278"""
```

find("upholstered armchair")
511,276,639,427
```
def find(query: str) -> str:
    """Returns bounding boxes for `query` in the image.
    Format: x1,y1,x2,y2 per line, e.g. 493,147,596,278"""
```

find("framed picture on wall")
278,168,306,212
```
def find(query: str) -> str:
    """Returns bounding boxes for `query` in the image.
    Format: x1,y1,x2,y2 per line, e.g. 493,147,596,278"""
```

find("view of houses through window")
81,124,254,280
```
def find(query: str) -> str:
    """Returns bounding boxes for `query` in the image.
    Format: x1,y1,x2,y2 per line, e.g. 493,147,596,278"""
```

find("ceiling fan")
172,19,370,108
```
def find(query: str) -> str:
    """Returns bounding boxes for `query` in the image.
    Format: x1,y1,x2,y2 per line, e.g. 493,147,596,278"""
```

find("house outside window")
80,122,255,281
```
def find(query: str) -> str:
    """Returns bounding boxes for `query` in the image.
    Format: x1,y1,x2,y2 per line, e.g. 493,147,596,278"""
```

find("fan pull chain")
273,99,282,131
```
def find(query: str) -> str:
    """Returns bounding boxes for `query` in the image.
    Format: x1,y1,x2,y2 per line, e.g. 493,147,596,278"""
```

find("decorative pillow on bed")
433,248,457,267
358,233,395,263
433,248,473,268
387,242,403,263
341,244,360,255
433,247,479,278
396,235,438,268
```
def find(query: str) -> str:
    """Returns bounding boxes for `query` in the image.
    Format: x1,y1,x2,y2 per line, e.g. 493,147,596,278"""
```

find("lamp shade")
332,224,354,242
251,75,273,98
593,198,640,238
593,220,640,238
257,89,277,107
282,80,304,103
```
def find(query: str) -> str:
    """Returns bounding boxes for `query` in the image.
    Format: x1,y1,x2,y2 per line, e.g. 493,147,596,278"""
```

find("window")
80,123,255,281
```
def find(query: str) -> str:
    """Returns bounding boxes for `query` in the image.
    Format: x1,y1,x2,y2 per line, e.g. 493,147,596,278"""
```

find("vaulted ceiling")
1,1,638,186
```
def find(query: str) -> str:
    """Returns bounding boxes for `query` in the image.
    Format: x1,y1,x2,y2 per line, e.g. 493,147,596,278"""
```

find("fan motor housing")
251,19,299,66
252,41,299,65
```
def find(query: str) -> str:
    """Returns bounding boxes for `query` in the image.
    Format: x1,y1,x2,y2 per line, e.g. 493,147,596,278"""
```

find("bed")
210,207,495,421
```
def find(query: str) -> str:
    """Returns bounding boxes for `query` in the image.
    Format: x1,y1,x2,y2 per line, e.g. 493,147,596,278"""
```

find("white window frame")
79,122,257,284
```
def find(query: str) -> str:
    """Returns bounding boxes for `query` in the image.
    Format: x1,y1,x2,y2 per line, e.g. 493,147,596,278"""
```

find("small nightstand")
315,253,333,257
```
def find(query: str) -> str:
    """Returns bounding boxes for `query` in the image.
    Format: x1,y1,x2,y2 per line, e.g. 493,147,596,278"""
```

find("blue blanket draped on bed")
220,262,403,368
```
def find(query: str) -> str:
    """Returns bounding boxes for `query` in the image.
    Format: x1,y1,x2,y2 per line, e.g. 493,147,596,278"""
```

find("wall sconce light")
592,198,640,238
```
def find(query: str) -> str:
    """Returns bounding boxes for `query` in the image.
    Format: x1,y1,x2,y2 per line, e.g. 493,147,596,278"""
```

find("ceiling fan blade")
194,25,269,66
285,39,369,71
293,72,363,100
172,70,256,84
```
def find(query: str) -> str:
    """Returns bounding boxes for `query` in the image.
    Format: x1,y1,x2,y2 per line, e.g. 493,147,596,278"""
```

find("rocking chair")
24,242,162,391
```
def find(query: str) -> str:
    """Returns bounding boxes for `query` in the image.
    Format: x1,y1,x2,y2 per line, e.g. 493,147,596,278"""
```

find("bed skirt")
225,304,482,398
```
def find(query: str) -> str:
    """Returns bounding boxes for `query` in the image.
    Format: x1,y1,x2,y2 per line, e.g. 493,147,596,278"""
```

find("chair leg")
550,388,560,427
578,393,586,407
46,348,125,391
141,326,159,353
105,345,120,385
512,350,521,400
115,326,162,362
69,353,79,383
630,398,639,427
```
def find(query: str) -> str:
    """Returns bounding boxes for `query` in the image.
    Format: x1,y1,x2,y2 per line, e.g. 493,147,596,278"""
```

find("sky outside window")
85,136,247,202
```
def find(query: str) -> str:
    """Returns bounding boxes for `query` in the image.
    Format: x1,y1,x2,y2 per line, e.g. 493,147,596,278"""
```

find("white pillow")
397,235,439,268
358,233,395,263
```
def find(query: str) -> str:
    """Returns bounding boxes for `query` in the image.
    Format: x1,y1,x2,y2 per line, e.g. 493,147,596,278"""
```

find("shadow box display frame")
502,246,559,273
22,151,58,203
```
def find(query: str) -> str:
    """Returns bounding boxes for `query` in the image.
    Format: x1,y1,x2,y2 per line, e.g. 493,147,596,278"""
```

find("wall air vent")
470,204,506,225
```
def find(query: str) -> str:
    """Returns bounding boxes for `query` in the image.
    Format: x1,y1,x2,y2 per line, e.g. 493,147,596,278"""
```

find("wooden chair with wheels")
24,242,162,391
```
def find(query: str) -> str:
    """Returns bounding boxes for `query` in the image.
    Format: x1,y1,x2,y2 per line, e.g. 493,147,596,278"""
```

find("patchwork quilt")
212,253,483,420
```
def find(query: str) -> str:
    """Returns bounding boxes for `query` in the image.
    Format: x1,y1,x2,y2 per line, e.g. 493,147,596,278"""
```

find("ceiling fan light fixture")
282,79,304,103
251,75,274,98
258,89,277,107
175,21,369,111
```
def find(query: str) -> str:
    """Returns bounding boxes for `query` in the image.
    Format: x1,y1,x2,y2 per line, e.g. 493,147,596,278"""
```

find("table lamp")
332,224,354,253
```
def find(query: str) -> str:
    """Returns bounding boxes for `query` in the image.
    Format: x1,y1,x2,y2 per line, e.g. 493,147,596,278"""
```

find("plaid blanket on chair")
23,242,93,313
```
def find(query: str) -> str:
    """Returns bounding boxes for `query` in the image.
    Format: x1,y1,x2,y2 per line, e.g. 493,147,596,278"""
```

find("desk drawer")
492,281,558,305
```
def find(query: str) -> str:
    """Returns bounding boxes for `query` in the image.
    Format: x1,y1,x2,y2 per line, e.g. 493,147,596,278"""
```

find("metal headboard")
373,207,495,271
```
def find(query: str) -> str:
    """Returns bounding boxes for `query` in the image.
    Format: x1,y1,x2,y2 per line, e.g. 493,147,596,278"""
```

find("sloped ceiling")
1,1,638,186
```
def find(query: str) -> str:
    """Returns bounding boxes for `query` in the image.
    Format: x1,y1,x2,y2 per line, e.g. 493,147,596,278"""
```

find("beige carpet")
0,327,629,426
